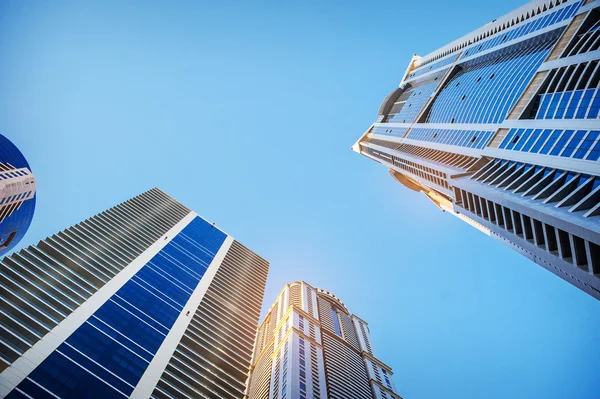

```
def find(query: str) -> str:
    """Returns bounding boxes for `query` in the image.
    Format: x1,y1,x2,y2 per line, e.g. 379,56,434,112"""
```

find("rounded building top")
315,287,350,314
0,134,36,256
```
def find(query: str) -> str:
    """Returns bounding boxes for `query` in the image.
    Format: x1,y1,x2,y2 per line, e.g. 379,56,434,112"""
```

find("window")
331,308,342,337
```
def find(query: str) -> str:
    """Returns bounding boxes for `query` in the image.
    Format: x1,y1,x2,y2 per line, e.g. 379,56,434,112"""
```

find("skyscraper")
353,0,600,299
0,188,269,399
245,281,401,399
0,134,36,257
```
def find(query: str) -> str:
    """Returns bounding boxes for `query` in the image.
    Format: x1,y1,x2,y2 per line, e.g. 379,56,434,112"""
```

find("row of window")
272,350,281,398
0,190,33,205
371,126,409,137
528,59,600,119
0,162,17,172
0,168,30,180
281,340,289,399
463,1,581,60
365,141,447,178
406,128,496,149
310,341,321,398
499,128,600,160
366,148,450,190
535,88,600,120
407,1,580,82
427,40,553,124
456,188,599,274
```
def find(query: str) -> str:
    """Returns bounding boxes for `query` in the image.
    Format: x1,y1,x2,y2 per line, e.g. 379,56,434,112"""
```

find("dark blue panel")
11,351,126,399
93,300,167,352
86,318,154,362
64,322,149,386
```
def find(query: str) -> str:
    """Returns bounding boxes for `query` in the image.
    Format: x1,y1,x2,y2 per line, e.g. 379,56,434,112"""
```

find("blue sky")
1,1,599,398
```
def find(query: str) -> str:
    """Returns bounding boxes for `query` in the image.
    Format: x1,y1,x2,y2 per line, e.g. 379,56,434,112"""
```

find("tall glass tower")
0,134,36,257
245,281,401,399
0,188,269,398
353,0,600,299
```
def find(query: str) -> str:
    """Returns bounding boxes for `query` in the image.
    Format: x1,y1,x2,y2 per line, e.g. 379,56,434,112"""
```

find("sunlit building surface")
245,281,401,399
353,0,600,299
0,134,36,257
0,188,269,398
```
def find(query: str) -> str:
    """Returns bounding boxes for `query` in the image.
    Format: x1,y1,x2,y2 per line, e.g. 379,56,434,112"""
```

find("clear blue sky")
1,1,599,398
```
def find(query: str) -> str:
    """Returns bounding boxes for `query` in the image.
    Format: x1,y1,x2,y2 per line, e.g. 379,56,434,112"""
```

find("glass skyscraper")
0,134,36,257
353,0,600,299
0,188,269,398
245,281,401,399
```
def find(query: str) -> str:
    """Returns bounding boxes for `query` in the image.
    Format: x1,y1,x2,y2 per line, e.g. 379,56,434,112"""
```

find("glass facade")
462,1,581,59
499,128,600,160
7,216,226,399
428,41,553,124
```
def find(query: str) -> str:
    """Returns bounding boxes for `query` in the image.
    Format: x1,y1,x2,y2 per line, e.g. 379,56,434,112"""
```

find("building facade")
245,281,401,399
0,188,269,398
0,134,36,257
353,0,600,299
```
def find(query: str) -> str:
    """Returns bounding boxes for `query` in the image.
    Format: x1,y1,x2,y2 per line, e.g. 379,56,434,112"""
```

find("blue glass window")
427,41,553,124
561,130,587,157
540,130,562,154
574,131,600,159
550,130,574,155
531,129,552,153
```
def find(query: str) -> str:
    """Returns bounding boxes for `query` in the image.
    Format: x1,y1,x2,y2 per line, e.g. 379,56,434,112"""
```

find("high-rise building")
245,281,401,399
0,188,269,399
353,0,600,299
0,134,36,257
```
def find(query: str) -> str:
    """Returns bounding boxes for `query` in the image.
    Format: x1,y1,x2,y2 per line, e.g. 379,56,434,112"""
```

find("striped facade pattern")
245,281,402,399
353,0,600,300
0,188,270,398
0,188,188,374
151,240,269,399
